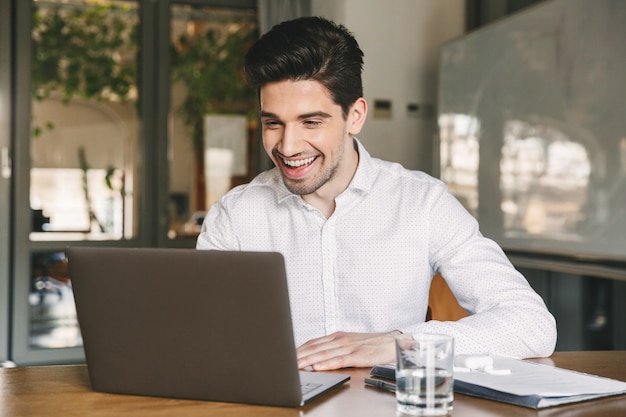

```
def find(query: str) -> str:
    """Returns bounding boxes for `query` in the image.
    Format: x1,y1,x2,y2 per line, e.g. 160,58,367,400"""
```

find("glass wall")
29,250,80,349
30,0,140,242
167,4,258,240
23,0,141,354
7,0,258,365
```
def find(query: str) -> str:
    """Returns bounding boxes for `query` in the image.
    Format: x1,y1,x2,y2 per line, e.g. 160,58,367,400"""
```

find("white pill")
454,354,493,370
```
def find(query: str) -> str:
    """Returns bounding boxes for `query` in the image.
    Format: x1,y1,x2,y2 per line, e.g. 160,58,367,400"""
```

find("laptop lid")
67,247,349,407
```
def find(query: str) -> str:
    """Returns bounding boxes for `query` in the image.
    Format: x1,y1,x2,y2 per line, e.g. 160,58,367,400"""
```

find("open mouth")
282,156,317,168
279,155,319,179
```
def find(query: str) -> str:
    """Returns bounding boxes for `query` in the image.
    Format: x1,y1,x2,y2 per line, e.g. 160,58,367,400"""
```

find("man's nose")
279,124,302,156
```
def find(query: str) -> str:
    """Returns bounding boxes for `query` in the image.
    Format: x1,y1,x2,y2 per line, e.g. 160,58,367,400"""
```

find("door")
11,0,145,365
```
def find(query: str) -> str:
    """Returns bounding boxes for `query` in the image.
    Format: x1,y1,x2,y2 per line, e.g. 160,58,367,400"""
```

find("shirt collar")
348,138,375,194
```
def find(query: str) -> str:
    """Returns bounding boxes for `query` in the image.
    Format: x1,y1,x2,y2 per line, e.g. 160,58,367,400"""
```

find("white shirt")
197,140,557,358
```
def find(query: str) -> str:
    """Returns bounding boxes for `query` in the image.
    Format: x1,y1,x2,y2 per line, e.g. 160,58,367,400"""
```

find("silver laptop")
67,247,349,407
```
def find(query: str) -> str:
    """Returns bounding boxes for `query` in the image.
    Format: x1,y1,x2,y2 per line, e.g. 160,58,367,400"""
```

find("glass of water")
395,333,454,416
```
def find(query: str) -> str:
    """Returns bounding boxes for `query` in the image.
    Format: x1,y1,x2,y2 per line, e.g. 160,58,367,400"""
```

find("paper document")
453,356,626,408
370,356,626,409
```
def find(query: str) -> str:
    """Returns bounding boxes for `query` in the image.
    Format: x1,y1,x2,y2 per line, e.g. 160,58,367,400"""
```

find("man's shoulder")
353,140,446,195
219,168,285,205
370,156,446,190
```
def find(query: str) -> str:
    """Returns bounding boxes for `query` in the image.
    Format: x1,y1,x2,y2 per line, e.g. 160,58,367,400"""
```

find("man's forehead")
259,79,339,116
260,79,332,99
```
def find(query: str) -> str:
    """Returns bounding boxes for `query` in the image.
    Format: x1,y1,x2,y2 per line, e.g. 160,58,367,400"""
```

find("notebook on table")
67,247,349,407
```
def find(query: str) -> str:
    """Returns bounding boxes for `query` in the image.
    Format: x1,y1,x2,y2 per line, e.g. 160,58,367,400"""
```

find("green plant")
32,3,137,104
31,2,137,138
77,146,105,233
171,21,258,209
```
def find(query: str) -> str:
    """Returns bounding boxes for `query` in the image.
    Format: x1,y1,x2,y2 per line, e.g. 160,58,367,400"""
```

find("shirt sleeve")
413,188,557,359
196,199,239,251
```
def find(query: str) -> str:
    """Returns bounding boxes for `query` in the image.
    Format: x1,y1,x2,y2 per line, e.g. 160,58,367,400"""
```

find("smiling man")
259,79,364,218
196,16,557,371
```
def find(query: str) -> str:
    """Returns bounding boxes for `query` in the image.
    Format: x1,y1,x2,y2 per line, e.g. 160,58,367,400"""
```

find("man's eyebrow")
259,111,279,119
259,111,332,119
298,111,332,119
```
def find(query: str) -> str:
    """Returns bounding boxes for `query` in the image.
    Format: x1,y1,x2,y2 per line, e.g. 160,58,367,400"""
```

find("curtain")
257,0,311,34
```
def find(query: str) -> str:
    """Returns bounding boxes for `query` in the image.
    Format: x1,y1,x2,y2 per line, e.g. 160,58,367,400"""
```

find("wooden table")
1,351,625,416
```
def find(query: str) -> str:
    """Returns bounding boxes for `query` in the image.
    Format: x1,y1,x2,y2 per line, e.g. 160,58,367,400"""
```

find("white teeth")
283,156,316,167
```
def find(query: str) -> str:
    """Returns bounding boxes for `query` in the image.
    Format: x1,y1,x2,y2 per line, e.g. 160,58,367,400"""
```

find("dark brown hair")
244,16,364,117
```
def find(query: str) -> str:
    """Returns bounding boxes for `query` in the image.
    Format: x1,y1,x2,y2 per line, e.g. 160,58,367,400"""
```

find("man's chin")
283,179,315,196
281,172,325,196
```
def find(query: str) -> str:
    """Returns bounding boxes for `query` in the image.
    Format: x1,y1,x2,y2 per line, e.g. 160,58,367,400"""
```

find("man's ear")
348,97,368,136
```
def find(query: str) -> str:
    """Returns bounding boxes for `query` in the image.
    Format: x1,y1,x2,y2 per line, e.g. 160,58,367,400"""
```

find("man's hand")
296,330,401,371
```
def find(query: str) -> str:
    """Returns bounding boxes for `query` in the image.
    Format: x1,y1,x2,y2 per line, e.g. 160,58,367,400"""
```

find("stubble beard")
282,158,340,196
279,139,345,196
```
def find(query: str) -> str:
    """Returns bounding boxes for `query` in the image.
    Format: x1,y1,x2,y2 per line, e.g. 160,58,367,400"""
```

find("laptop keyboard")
301,382,323,395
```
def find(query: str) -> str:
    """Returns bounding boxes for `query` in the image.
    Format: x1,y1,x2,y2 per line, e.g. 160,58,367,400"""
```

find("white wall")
312,0,465,173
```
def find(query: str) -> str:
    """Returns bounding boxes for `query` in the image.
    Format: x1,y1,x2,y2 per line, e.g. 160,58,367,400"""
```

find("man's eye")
304,120,321,127
263,120,281,129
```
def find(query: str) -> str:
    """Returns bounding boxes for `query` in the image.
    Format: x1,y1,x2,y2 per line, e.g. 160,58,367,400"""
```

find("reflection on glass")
501,120,590,239
438,0,626,259
440,114,594,242
168,5,258,239
439,113,480,216
31,167,125,239
30,0,139,241
29,251,81,349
